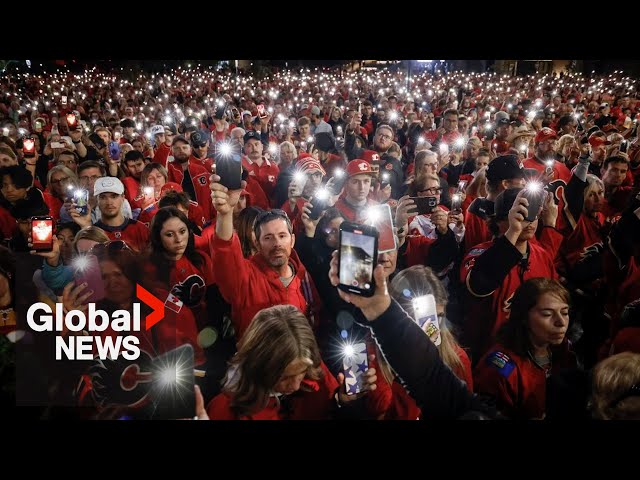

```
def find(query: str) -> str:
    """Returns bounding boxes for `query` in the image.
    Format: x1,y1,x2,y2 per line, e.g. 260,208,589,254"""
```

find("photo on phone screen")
364,204,397,253
73,188,89,216
408,196,438,215
31,216,53,251
343,342,368,395
257,104,267,119
338,222,378,297
149,344,195,420
215,151,242,190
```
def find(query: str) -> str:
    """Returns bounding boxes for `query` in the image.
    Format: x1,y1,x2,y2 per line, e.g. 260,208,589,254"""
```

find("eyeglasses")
377,133,393,141
608,383,640,409
420,187,442,195
50,176,70,185
89,240,132,257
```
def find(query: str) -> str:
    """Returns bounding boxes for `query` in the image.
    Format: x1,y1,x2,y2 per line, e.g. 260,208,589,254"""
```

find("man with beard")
600,155,633,220
166,135,214,222
523,128,571,183
88,177,149,252
345,114,395,163
243,130,279,200
190,129,213,171
208,173,323,341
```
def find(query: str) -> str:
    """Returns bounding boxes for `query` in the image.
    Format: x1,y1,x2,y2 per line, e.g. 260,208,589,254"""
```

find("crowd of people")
1,64,639,420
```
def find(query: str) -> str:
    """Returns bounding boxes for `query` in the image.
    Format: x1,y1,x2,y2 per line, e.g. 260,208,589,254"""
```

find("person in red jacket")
189,129,214,172
334,159,379,223
121,150,146,211
208,171,324,341
166,135,214,222
207,305,377,420
366,265,473,420
474,278,577,419
523,128,571,183
600,155,633,221
151,124,173,167
242,130,279,201
461,187,559,361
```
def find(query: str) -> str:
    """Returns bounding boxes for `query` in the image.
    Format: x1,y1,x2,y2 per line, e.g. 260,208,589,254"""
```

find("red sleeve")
153,143,171,167
363,353,393,419
206,393,236,420
535,226,564,259
473,355,518,417
404,235,435,267
453,344,474,392
245,176,270,210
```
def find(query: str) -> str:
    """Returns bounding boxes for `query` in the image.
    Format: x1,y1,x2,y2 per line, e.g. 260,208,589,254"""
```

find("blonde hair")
387,142,401,159
555,134,576,154
223,305,324,417
584,174,604,201
381,265,465,385
591,352,640,420
72,226,110,253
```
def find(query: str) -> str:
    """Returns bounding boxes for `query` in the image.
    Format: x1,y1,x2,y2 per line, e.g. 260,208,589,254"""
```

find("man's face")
374,127,393,151
601,161,628,188
193,143,209,160
244,139,263,161
257,218,294,268
98,192,124,219
302,171,323,197
125,159,146,180
363,105,373,117
172,141,191,163
78,167,102,194
536,139,556,159
496,123,511,139
443,113,458,133
298,123,310,139
458,120,469,134
418,179,441,204
378,250,398,279
346,174,372,203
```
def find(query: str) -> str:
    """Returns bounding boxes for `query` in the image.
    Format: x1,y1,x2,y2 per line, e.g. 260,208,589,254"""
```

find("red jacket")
334,197,379,223
523,157,571,184
42,192,62,224
474,342,576,419
166,160,214,222
245,156,279,200
461,237,558,356
153,142,172,167
94,219,150,253
209,232,323,340
0,205,17,241
244,176,270,210
122,176,142,211
207,361,338,420
463,198,493,255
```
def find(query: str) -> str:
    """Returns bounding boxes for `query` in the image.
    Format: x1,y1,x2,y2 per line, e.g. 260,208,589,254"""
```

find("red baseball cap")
361,150,381,163
534,127,558,144
346,159,376,178
588,134,611,148
160,182,184,196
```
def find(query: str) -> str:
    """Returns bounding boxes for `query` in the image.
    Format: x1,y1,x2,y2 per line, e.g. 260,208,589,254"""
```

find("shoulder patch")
385,162,393,170
486,351,516,378
198,176,208,185
467,247,486,257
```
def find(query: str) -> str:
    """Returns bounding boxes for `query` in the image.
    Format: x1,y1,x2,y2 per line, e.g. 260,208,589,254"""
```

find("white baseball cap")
93,176,124,197
150,125,165,136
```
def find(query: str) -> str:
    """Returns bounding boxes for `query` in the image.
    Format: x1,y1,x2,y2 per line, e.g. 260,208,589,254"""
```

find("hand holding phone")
23,137,36,158
214,150,242,190
522,185,545,222
73,188,90,216
257,104,268,119
73,254,106,303
338,221,378,297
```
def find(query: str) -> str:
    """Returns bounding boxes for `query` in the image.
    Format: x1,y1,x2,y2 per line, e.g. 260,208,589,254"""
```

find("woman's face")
331,108,341,121
100,259,135,306
528,292,570,348
274,358,309,395
56,228,76,264
1,175,28,203
280,146,296,164
146,168,166,194
160,217,189,259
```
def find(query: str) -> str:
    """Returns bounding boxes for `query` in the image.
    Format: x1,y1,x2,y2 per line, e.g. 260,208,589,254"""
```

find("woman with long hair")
207,305,377,419
473,278,578,419
365,265,473,420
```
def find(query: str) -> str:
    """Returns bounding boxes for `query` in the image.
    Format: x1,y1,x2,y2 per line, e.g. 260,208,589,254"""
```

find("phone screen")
73,189,89,215
23,137,36,158
338,225,377,296
342,342,368,395
257,104,267,118
31,217,53,251
364,204,396,253
61,95,68,105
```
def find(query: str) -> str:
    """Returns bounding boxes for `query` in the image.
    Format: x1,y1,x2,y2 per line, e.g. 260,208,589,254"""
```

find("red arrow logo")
136,284,164,330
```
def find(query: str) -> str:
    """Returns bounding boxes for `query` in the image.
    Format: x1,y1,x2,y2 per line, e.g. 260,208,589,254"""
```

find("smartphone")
109,141,120,160
31,216,54,252
439,143,449,156
66,113,78,130
328,173,347,196
73,188,89,216
215,152,242,190
73,254,106,303
620,140,629,154
408,196,438,215
342,342,368,396
308,189,329,221
522,187,545,222
50,141,66,149
364,204,397,253
412,294,441,346
257,104,267,119
215,101,226,120
338,221,378,297
23,137,36,158
149,344,195,419
451,193,463,213
61,95,68,106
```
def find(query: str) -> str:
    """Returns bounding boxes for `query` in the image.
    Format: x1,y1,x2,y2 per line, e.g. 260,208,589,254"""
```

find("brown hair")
222,305,324,416
591,352,640,420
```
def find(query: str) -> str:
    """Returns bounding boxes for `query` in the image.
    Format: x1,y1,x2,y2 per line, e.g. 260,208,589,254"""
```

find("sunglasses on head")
89,240,132,256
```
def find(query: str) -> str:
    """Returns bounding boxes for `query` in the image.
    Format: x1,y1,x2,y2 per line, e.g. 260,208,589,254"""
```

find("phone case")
338,222,378,297
74,189,89,216
308,195,328,220
413,294,441,346
31,217,54,251
74,254,106,303
524,189,544,222
343,342,368,395
216,154,242,190
149,344,195,419
366,204,397,253
409,196,438,215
